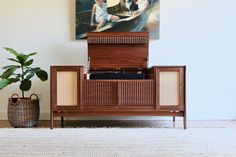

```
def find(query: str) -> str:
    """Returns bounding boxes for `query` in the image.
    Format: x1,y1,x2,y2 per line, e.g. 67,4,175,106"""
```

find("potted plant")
0,47,48,128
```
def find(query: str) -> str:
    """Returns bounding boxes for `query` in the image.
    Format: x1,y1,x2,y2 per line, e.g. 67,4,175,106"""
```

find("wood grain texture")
50,66,186,128
50,32,186,129
50,66,83,111
119,81,154,106
88,32,149,70
83,81,118,106
87,32,149,44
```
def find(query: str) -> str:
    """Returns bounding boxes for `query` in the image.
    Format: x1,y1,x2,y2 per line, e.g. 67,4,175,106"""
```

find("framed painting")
76,0,160,39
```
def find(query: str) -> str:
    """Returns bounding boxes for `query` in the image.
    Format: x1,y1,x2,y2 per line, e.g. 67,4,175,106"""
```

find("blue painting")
76,0,160,39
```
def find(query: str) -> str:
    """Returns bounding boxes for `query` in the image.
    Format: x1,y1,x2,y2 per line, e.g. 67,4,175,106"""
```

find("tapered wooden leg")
61,117,64,128
172,116,176,128
50,113,54,129
184,113,187,129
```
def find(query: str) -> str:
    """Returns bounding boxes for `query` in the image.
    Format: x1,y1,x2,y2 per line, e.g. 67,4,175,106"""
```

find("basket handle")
30,93,39,100
10,93,20,105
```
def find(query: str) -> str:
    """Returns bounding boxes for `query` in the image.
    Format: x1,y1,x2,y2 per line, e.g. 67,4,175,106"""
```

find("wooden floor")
1,120,236,128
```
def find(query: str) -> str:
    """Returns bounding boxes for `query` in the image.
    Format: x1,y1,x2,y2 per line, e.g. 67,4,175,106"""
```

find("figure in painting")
133,0,149,15
119,0,149,15
120,0,139,14
91,0,120,29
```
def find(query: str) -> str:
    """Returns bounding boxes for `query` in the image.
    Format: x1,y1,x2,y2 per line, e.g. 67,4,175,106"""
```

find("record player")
50,32,186,129
87,32,149,80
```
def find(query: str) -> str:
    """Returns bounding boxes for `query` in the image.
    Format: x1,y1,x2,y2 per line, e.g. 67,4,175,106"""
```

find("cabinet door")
51,66,83,111
82,80,155,110
118,80,155,109
83,80,118,110
158,67,185,111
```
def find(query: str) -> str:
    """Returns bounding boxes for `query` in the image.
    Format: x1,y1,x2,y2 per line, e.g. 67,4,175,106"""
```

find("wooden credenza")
50,65,186,129
50,32,186,129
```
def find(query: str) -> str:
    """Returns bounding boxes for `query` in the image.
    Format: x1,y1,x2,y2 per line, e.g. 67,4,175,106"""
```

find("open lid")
87,32,149,70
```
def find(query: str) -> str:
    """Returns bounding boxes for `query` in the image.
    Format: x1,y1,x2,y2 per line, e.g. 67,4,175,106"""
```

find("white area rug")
0,128,236,157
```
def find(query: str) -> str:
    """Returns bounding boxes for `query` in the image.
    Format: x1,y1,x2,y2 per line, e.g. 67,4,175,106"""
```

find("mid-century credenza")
50,32,186,129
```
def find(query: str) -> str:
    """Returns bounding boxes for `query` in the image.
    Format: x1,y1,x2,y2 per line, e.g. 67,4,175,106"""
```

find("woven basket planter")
8,93,40,128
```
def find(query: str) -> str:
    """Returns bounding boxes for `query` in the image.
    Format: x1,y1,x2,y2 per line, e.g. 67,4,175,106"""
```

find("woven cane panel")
160,72,180,106
83,81,117,106
57,72,77,106
119,81,154,106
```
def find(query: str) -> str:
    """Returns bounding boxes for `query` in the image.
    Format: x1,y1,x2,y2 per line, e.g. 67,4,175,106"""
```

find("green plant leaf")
8,77,20,84
25,73,35,80
27,52,37,56
24,52,37,61
16,54,27,65
3,47,19,56
15,73,22,78
16,52,37,65
24,67,39,75
0,68,17,79
0,79,11,89
0,77,20,89
30,67,40,72
2,65,20,69
20,79,32,91
36,70,48,81
11,77,20,83
7,58,20,64
24,59,34,66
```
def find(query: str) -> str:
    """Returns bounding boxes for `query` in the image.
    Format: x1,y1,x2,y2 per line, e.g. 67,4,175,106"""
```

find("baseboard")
0,112,236,121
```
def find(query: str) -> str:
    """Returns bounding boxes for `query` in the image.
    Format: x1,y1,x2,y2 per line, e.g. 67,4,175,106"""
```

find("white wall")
0,0,236,120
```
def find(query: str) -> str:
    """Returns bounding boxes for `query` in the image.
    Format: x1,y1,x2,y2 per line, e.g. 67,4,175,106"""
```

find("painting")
76,0,160,39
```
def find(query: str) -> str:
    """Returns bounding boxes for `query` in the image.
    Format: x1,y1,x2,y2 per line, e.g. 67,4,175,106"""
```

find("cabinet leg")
184,114,187,129
61,117,64,128
50,113,54,130
172,116,176,128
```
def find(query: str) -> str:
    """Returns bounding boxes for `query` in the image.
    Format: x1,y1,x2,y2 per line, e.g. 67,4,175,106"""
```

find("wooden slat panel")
88,32,149,44
83,81,118,106
88,36,148,44
83,80,155,107
119,81,154,106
